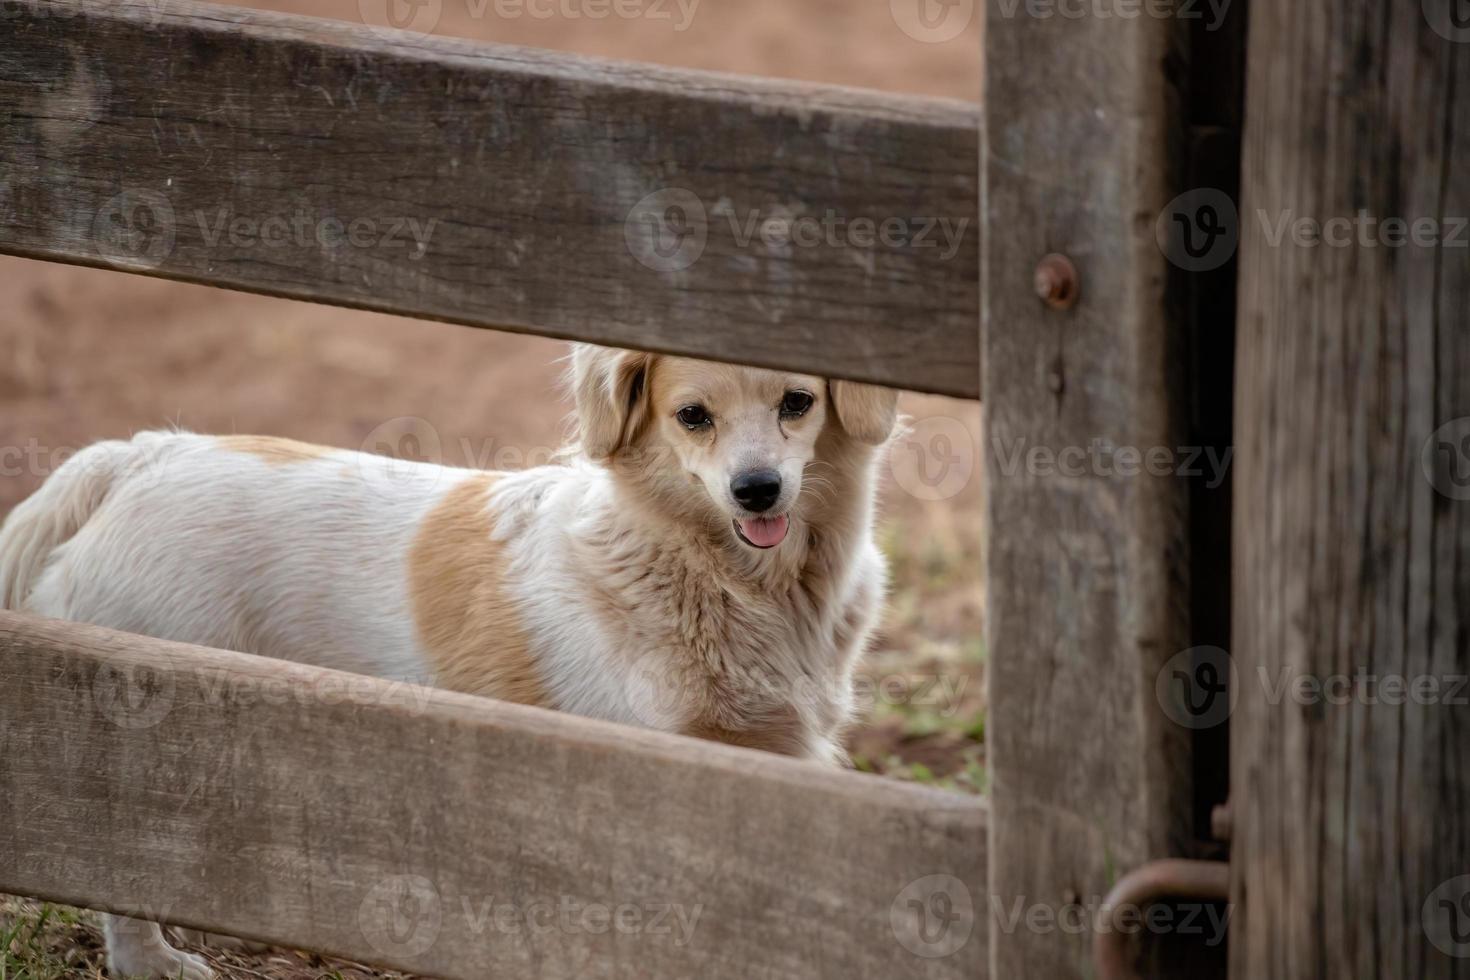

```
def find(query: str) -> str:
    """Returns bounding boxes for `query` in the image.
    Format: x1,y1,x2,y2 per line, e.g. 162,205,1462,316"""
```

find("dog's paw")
116,946,214,980
105,916,216,980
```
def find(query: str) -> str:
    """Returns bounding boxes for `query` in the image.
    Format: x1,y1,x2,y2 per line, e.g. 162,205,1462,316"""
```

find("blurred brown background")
0,0,984,789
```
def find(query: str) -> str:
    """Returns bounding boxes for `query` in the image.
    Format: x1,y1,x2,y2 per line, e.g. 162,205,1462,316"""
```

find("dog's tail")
0,437,152,611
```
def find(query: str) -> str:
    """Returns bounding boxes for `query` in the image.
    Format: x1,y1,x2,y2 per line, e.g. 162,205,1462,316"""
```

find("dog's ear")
570,344,655,459
829,380,899,445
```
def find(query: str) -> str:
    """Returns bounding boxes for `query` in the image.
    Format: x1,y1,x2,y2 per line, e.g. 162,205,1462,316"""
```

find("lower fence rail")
0,612,987,979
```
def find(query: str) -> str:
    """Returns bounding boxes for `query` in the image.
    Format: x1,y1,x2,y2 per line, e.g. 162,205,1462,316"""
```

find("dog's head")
570,344,897,551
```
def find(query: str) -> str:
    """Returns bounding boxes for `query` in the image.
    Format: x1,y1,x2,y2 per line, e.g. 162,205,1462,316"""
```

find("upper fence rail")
0,0,980,397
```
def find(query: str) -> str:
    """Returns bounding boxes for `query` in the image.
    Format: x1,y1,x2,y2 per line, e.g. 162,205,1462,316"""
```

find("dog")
0,343,898,979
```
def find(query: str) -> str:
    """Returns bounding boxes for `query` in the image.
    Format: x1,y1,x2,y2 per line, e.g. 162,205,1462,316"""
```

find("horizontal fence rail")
0,612,988,979
0,0,980,397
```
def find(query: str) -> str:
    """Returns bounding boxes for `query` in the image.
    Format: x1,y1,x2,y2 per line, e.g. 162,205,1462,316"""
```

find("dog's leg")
103,914,214,980
0,440,232,979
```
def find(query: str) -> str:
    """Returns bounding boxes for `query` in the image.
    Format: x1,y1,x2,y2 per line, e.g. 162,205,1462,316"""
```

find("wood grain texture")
0,0,979,396
0,612,988,979
1232,2,1470,977
982,4,1200,979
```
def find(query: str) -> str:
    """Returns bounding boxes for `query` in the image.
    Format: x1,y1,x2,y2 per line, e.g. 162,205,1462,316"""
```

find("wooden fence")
3,0,1466,977
0,614,986,978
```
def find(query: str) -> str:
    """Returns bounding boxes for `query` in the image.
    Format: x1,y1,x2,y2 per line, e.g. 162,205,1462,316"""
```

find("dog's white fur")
0,344,897,979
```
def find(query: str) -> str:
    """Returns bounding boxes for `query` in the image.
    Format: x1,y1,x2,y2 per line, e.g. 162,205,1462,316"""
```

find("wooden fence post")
981,3,1230,977
1232,1,1470,977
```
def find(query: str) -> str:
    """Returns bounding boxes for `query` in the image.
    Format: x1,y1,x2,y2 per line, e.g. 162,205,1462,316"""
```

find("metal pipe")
1092,858,1230,980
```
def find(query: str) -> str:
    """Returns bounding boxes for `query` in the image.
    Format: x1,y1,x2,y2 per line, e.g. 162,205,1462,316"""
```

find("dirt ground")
3,2,981,974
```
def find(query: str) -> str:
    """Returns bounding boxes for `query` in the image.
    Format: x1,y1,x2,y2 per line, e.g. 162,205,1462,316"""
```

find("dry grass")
847,460,987,796
0,897,417,980
1,898,107,980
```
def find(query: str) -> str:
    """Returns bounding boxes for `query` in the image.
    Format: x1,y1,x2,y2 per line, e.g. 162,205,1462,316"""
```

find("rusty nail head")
1035,253,1079,310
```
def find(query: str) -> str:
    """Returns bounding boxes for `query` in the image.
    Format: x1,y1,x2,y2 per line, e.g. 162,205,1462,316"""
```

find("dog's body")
0,345,897,979
3,428,881,754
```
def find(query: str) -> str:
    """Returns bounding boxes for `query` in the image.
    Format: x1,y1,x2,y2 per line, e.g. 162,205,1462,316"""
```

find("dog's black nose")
731,469,782,512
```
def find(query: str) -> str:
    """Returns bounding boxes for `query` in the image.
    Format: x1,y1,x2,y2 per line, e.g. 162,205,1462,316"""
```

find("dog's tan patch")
684,716,810,757
216,435,331,465
409,475,550,708
683,699,810,757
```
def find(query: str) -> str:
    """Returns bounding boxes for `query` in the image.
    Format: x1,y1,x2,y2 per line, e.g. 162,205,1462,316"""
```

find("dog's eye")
780,390,815,418
677,405,712,429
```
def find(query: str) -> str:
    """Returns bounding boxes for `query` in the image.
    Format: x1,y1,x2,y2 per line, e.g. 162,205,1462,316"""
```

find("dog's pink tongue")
738,515,789,548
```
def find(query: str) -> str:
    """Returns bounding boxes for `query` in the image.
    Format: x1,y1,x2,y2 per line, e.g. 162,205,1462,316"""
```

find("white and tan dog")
0,343,897,979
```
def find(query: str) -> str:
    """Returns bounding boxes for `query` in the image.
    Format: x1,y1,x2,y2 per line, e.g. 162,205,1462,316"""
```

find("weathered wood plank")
1232,2,1470,977
982,3,1236,977
0,0,979,396
0,612,987,979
